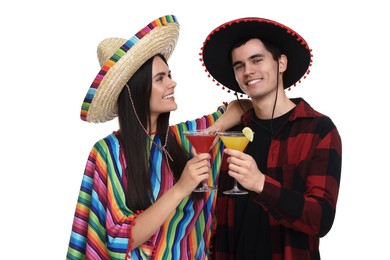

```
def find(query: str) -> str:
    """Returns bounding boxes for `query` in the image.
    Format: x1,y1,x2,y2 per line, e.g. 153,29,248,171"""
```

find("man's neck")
251,90,295,119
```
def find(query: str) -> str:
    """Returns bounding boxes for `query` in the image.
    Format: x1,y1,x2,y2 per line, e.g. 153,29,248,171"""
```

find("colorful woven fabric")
67,104,226,260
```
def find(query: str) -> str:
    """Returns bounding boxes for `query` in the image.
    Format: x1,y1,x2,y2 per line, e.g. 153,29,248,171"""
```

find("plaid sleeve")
255,116,342,237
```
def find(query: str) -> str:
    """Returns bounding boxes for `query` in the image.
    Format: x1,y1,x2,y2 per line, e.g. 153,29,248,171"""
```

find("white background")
1,0,388,259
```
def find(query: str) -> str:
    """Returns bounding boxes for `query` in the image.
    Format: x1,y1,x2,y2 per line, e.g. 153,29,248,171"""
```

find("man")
202,17,342,259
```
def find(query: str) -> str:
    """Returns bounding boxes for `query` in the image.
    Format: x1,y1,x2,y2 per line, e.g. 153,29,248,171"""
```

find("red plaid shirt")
211,98,342,260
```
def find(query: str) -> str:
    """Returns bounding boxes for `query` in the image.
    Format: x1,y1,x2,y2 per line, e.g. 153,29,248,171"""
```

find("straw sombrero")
200,17,312,95
81,15,179,123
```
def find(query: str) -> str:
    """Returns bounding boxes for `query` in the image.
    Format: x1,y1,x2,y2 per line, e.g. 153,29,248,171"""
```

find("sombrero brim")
201,17,311,94
81,15,179,123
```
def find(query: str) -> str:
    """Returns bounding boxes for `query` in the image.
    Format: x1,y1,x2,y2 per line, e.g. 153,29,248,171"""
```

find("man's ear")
279,54,288,73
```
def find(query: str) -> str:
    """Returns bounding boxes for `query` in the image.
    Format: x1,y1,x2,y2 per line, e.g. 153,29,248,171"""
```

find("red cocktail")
185,135,216,153
183,130,219,192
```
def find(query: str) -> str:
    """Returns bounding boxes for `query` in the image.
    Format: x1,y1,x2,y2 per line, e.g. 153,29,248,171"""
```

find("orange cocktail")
218,134,249,152
218,131,251,195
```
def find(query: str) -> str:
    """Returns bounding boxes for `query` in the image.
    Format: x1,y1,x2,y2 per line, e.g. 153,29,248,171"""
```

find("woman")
67,15,248,260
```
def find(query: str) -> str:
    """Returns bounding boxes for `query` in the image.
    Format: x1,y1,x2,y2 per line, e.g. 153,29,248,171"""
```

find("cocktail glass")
218,131,250,195
183,130,219,192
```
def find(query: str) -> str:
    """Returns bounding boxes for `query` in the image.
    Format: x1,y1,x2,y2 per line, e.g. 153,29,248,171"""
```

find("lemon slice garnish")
242,127,254,142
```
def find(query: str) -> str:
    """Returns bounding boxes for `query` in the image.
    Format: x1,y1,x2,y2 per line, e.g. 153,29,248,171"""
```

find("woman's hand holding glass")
176,152,212,196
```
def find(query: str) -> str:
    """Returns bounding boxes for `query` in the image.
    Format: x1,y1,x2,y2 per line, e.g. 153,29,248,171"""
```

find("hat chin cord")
125,84,174,174
269,66,280,136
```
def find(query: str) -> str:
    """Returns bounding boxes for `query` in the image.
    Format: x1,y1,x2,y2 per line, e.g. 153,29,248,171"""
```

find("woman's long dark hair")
117,54,189,211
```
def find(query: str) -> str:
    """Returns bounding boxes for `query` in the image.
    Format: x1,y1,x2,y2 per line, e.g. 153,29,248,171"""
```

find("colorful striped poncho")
67,105,226,260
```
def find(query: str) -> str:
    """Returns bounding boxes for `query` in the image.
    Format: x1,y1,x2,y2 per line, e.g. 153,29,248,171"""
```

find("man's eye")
234,64,243,71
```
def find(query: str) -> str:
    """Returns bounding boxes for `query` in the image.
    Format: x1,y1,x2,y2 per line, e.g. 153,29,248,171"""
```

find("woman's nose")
169,79,177,88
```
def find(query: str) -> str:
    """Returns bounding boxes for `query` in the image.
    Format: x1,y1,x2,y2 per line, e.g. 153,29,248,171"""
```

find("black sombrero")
200,17,312,94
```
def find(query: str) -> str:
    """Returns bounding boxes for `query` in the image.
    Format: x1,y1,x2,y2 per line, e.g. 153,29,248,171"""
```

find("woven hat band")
97,38,127,67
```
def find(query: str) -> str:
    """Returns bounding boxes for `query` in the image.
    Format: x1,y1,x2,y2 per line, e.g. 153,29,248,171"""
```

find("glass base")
223,188,248,195
193,185,218,192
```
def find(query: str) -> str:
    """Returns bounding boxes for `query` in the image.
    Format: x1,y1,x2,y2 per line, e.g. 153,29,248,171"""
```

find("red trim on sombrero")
81,15,178,121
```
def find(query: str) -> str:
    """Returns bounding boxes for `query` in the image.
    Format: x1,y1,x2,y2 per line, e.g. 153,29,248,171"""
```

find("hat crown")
97,38,127,67
97,37,126,67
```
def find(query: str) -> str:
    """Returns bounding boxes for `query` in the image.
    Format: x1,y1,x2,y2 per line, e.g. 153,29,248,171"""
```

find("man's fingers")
224,148,246,159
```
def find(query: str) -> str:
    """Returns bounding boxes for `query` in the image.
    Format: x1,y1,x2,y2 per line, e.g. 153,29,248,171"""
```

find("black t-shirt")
234,109,293,259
